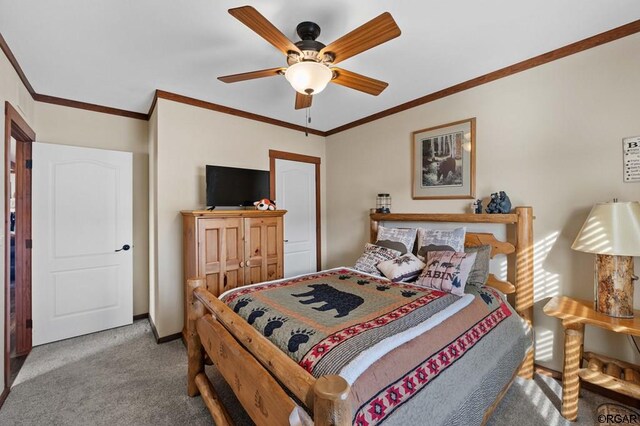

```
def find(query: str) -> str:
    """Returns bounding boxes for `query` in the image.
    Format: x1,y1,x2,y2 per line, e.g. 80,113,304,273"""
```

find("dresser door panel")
198,218,244,295
244,217,283,284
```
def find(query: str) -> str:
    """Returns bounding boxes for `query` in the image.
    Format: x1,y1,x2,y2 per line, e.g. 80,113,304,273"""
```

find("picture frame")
411,118,476,199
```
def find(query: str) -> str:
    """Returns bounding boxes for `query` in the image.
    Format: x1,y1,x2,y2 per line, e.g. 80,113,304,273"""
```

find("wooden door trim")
269,150,322,271
4,102,35,392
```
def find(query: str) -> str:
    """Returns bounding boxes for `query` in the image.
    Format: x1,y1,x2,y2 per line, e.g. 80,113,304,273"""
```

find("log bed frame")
187,206,535,425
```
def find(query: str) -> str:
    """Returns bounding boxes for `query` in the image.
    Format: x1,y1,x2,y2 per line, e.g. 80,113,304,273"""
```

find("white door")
275,159,317,277
32,143,133,346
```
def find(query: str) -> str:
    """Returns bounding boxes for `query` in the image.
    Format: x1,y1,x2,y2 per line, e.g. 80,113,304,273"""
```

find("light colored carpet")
0,320,632,425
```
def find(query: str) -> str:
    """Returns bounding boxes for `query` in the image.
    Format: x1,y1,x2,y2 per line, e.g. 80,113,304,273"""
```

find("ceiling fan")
218,6,401,109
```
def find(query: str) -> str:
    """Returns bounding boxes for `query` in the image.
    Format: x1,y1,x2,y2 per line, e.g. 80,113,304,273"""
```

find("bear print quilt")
221,268,532,426
220,268,473,382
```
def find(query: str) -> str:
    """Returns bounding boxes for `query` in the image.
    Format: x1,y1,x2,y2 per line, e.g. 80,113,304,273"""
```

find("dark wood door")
14,140,32,356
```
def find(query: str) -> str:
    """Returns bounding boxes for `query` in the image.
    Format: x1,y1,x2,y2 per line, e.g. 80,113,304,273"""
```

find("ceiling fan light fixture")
285,61,332,95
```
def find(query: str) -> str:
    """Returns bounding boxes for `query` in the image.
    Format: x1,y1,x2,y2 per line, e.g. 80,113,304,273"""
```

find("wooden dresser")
181,209,286,335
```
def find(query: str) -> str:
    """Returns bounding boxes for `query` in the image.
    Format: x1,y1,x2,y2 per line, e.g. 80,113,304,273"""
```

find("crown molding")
3,19,640,135
33,93,148,120
151,90,326,137
0,33,36,96
325,19,640,135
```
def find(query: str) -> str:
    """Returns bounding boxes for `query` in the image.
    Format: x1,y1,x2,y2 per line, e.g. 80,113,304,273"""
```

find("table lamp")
571,200,640,318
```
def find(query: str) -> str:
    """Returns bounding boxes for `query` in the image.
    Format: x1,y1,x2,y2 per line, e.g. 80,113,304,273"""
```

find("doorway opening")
4,102,34,391
269,150,321,276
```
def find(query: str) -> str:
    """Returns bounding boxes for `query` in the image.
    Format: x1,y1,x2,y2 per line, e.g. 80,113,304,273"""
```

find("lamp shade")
285,61,332,95
571,201,640,256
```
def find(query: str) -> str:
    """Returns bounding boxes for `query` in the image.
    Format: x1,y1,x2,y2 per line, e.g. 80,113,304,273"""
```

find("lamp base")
595,254,635,318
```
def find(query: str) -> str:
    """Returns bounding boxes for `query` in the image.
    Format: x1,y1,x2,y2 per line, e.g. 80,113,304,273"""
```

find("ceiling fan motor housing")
288,21,328,64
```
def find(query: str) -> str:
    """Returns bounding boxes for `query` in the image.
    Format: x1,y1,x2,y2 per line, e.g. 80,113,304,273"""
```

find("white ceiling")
1,1,639,131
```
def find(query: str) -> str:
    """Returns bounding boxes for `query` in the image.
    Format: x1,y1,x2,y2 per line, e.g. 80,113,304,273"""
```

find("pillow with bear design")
415,250,476,296
416,227,466,261
375,225,417,255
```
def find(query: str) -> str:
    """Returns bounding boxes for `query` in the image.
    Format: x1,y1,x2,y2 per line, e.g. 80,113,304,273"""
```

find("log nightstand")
544,296,640,421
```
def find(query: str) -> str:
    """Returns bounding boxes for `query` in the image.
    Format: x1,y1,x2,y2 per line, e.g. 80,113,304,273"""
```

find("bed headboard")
369,206,534,328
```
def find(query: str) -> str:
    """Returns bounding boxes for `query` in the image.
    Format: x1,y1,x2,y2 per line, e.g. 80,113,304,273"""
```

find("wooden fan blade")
320,12,400,65
295,92,313,110
331,68,388,95
229,6,301,56
218,67,285,83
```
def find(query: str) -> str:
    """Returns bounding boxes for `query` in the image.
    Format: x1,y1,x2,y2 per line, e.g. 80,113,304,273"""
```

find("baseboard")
133,313,149,321
534,363,562,380
534,363,640,409
148,316,182,344
0,387,9,409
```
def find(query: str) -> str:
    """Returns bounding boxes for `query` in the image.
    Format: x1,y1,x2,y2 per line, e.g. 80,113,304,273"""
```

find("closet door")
244,217,283,284
198,218,244,295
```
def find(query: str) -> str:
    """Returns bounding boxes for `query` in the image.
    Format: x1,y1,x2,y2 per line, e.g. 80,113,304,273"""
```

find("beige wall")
0,48,35,387
33,102,150,315
151,98,326,337
325,33,640,371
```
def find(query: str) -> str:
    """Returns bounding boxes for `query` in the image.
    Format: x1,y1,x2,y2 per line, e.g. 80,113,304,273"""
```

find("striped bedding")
220,267,532,425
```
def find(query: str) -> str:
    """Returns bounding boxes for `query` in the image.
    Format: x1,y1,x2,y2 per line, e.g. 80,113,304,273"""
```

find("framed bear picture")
411,118,476,199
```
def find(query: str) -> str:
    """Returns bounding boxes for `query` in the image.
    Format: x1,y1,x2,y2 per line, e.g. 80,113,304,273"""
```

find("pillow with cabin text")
415,250,476,296
354,243,401,276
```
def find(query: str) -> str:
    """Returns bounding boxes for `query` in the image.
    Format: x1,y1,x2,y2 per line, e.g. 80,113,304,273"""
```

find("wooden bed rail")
187,277,352,426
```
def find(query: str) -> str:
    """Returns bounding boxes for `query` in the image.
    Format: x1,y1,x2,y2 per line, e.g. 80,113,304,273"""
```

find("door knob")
115,244,131,252
284,240,289,243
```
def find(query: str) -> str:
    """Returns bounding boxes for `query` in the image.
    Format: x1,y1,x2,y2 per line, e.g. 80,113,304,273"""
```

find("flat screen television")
206,165,270,208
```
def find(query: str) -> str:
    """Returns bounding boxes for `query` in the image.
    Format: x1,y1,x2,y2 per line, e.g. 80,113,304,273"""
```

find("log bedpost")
187,277,206,397
515,206,534,379
370,212,379,244
313,375,351,426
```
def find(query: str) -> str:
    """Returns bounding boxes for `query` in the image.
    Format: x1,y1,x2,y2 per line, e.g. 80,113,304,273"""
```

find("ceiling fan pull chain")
305,106,311,137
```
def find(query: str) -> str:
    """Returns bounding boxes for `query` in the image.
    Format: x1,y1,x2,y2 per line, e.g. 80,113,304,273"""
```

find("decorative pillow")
415,250,477,296
465,245,492,287
354,243,401,276
375,226,417,254
416,227,466,261
377,253,426,283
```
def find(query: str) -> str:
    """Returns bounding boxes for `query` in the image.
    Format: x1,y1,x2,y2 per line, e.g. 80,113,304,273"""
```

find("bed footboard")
187,277,352,426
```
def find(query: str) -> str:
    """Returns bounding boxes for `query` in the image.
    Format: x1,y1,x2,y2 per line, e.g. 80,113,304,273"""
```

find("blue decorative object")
473,199,483,214
486,191,512,214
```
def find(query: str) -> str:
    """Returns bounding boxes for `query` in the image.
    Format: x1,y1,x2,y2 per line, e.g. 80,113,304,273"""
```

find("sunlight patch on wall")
533,232,560,302
535,329,554,362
